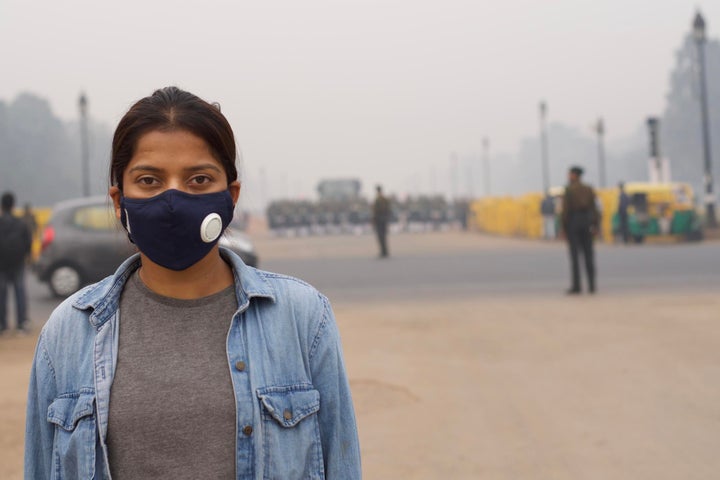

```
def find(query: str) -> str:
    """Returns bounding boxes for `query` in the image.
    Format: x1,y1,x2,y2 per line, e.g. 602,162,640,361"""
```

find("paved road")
261,240,720,302
19,234,720,327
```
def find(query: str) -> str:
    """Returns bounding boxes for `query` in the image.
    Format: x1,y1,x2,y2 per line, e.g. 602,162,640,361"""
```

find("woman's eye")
191,175,212,185
139,177,157,185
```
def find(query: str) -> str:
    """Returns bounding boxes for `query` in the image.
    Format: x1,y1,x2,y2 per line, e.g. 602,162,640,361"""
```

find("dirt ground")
340,292,720,480
2,232,720,479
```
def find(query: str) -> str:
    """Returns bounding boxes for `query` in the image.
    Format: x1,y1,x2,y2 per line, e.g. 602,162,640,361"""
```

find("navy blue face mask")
120,189,235,271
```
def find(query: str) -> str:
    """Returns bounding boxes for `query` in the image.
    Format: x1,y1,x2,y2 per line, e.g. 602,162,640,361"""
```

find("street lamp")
78,92,90,197
693,11,717,227
595,118,606,188
646,116,662,180
450,152,459,201
539,101,550,192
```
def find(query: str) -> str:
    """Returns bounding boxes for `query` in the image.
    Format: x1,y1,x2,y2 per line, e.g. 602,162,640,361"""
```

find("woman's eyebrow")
184,164,223,173
126,164,222,174
127,165,163,174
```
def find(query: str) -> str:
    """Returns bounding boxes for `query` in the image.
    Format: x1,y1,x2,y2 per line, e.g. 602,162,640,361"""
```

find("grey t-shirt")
107,271,238,479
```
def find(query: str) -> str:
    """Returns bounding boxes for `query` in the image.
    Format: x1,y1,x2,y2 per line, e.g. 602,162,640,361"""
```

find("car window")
72,205,120,231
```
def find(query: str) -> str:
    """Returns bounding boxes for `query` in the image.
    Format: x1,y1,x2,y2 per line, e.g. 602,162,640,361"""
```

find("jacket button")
235,361,246,372
242,425,253,436
283,409,292,420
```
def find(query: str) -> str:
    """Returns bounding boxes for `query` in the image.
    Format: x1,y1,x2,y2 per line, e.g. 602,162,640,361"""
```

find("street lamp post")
646,116,662,182
78,92,90,197
482,137,491,196
595,118,606,188
539,101,550,192
450,152,459,201
693,11,717,227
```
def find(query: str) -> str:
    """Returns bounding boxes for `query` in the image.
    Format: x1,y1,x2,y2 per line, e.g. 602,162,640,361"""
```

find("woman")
25,87,361,479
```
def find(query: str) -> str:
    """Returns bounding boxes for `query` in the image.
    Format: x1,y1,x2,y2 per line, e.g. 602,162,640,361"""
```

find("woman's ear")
109,186,122,220
228,181,241,206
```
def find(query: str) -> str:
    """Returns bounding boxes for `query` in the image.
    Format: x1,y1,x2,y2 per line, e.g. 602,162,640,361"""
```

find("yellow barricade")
470,190,616,242
470,196,536,237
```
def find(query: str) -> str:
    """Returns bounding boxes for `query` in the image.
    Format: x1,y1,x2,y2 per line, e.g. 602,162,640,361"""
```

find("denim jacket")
25,248,361,479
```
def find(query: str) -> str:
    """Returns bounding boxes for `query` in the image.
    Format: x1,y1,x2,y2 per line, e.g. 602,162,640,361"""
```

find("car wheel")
49,265,83,297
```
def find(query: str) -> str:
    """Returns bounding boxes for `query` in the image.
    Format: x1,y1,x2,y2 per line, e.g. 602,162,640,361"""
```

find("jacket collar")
72,247,275,328
222,247,276,311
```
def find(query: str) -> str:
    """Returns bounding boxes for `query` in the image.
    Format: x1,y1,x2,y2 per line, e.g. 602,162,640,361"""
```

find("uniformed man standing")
561,166,599,294
372,185,391,258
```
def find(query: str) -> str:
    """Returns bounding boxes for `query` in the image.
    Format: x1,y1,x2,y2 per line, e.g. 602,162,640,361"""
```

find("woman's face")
110,129,240,213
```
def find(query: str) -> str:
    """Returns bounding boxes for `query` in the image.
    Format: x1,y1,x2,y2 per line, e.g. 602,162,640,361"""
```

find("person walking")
25,87,361,479
0,192,32,334
561,166,599,294
540,191,556,240
372,184,391,258
617,182,631,244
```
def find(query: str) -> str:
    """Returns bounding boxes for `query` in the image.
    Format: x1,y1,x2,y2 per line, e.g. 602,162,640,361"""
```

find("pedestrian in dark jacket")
372,185,391,258
561,167,599,294
0,191,32,333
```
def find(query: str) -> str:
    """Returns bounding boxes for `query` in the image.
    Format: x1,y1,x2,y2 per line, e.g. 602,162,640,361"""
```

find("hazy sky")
0,0,717,205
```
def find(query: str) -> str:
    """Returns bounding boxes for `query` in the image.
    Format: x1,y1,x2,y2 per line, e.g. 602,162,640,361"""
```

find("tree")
0,93,111,206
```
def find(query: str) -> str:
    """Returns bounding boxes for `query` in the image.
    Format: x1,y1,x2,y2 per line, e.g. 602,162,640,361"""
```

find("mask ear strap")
119,198,135,244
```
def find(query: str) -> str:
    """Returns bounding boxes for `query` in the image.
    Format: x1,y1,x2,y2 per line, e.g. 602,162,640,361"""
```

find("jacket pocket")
257,384,324,480
47,391,97,480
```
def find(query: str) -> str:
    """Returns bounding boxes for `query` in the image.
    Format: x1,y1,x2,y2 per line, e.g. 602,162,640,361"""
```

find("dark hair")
1,191,15,212
110,87,238,190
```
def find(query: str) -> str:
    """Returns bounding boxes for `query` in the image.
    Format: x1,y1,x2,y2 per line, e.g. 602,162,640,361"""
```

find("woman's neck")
137,247,234,299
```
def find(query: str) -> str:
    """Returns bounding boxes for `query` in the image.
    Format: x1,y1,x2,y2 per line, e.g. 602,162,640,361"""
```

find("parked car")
34,196,259,297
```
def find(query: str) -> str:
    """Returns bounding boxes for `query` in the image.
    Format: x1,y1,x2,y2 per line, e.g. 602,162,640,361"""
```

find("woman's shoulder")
240,266,334,335
254,268,314,290
243,267,338,356
40,276,116,348
224,247,325,304
250,267,327,305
